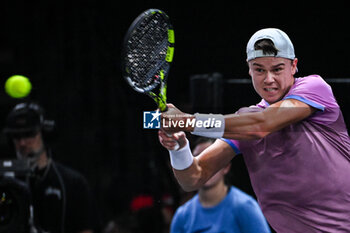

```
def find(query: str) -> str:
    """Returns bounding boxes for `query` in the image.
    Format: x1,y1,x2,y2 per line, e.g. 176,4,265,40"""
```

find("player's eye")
273,67,284,73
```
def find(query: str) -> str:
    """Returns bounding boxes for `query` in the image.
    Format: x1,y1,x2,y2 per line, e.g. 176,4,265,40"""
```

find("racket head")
121,9,175,94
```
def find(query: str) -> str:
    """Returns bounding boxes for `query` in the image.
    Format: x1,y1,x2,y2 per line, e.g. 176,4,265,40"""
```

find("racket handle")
167,133,180,151
161,106,179,150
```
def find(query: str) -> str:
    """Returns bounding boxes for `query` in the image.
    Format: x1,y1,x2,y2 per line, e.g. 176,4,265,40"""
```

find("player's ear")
247,61,252,77
291,58,298,75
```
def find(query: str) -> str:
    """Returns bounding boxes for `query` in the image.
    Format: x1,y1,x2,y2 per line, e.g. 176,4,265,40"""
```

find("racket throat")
148,92,167,112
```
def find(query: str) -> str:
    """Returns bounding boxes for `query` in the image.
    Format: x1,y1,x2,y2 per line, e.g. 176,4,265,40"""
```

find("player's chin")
261,93,283,104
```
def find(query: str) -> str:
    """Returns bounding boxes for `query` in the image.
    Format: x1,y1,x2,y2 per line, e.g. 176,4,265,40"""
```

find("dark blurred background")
1,1,350,232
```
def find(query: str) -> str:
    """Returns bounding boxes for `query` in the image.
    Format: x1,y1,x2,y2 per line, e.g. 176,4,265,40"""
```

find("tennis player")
159,28,350,232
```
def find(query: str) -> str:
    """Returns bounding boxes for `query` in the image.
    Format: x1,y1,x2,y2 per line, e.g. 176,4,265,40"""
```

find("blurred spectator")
3,102,97,233
170,137,271,233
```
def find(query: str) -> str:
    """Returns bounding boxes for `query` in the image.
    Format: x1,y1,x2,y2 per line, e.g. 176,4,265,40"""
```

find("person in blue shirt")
170,137,270,233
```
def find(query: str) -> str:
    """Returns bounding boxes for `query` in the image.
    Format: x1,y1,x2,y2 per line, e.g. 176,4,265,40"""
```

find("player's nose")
264,72,275,84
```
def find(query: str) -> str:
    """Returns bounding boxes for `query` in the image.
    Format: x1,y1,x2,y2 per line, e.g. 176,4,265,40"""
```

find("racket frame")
121,9,175,112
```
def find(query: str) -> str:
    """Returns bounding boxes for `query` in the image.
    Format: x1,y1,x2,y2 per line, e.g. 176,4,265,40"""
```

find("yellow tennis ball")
5,75,32,98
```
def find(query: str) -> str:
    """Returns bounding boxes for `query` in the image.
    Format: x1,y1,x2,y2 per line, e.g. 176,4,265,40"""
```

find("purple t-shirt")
222,75,350,232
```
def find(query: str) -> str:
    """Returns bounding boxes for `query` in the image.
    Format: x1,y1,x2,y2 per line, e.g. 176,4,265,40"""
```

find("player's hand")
161,104,195,133
158,130,187,151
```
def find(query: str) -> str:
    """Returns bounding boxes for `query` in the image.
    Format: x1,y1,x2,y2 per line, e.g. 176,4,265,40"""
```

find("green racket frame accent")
148,69,168,111
147,22,174,112
122,9,175,112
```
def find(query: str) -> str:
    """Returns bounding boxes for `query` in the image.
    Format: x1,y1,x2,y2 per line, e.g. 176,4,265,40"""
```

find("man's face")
12,131,44,159
248,57,298,104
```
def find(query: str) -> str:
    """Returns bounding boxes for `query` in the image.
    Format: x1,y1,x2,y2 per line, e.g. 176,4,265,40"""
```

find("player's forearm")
223,99,316,140
168,112,269,140
172,157,204,192
223,112,270,139
168,140,205,191
172,139,236,191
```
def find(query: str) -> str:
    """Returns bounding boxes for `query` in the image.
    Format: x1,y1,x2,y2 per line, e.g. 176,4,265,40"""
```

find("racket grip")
167,133,180,151
161,106,179,150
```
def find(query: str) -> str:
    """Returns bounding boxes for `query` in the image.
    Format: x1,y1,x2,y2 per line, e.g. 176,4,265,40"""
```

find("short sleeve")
221,138,241,154
283,75,340,124
221,104,266,153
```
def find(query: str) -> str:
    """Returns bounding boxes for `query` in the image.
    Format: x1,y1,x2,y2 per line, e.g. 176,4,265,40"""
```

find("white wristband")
191,113,225,138
169,139,194,170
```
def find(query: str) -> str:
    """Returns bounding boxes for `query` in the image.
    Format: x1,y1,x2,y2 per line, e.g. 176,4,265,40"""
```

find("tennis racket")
121,8,175,112
122,9,179,149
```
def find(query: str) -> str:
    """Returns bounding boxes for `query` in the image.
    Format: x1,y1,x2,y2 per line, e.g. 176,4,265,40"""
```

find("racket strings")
125,13,170,90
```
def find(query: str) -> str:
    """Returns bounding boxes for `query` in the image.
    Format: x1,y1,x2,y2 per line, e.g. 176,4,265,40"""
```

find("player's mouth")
264,88,278,93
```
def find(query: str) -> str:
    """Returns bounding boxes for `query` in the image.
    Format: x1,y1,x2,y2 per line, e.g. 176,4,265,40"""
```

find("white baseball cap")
246,28,295,61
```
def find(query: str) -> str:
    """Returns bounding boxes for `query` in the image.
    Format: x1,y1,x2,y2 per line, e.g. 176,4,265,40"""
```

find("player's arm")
162,99,316,140
159,130,236,191
223,98,316,139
